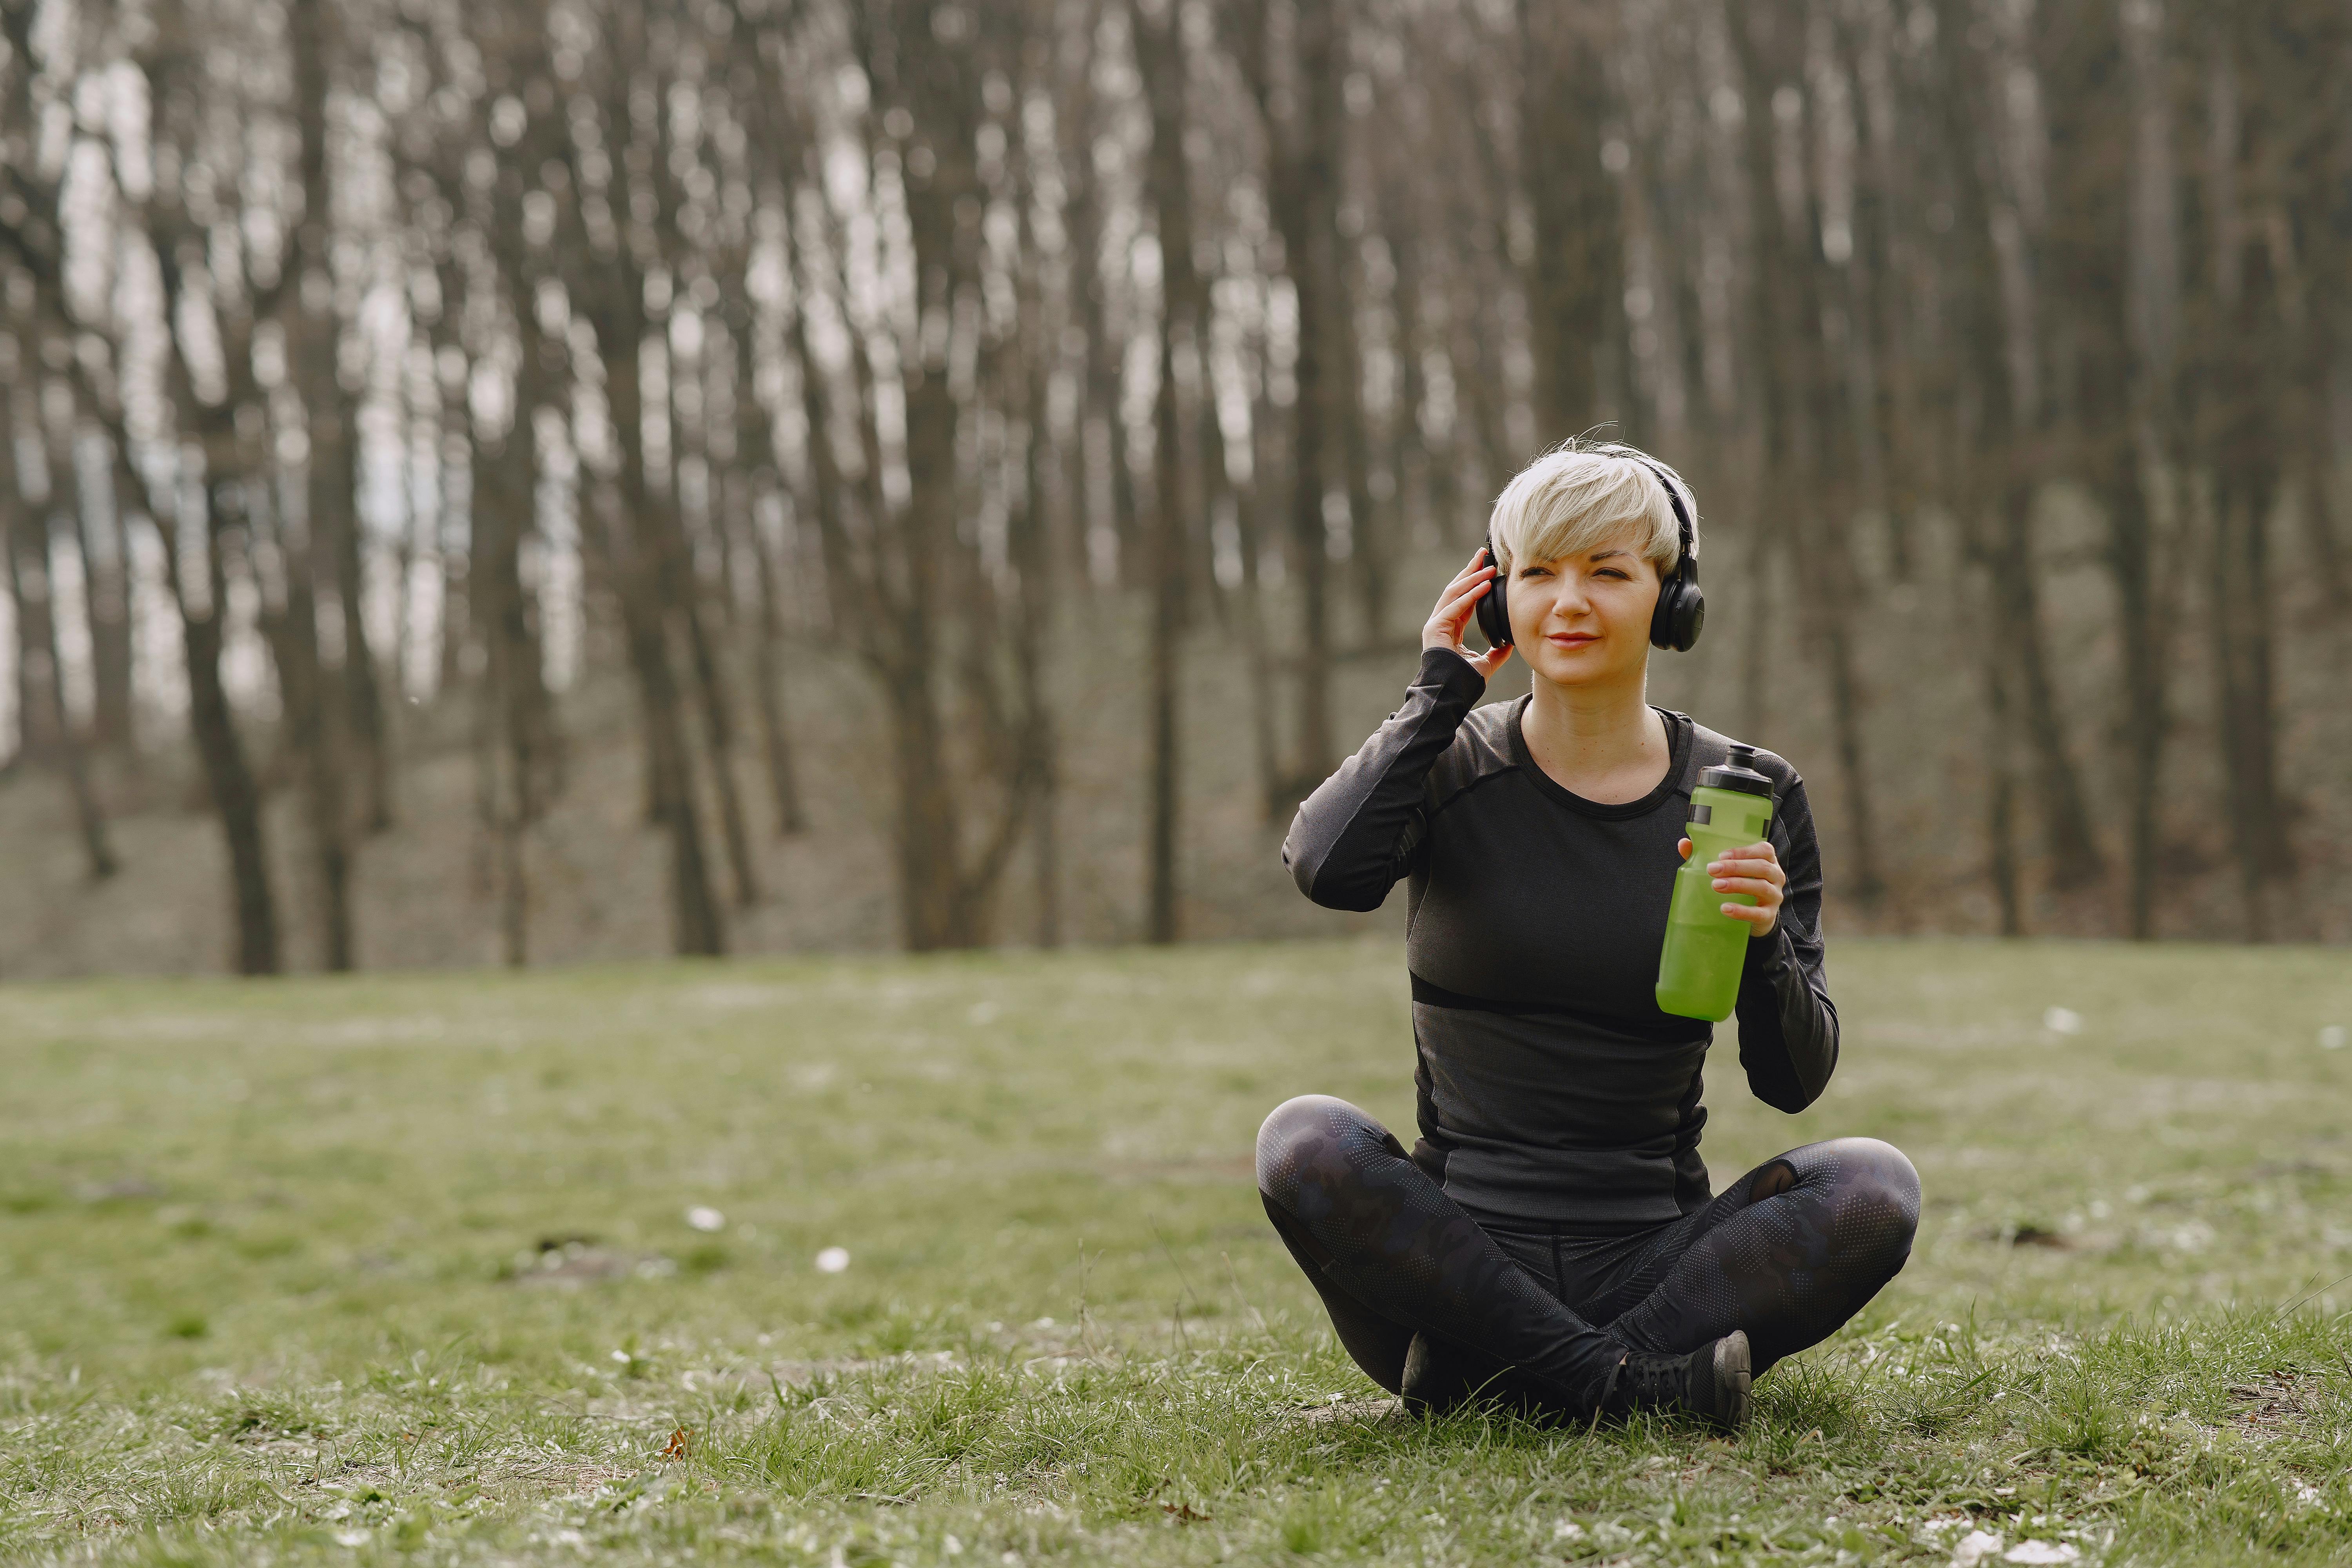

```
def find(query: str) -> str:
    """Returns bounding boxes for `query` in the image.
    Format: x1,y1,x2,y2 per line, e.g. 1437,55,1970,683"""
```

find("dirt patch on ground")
2226,1370,2328,1439
1293,1396,1405,1426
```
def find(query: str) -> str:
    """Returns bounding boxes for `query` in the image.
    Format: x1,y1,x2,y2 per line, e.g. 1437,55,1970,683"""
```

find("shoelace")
1614,1350,1692,1412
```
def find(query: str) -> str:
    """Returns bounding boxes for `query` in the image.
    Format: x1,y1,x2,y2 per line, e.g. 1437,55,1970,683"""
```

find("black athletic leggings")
1255,1095,1920,1414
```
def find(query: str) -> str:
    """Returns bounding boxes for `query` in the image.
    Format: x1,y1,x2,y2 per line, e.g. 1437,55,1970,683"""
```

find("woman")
1256,442,1918,1431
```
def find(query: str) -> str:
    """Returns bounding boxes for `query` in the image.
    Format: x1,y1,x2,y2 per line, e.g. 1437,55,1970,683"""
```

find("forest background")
2,0,2347,979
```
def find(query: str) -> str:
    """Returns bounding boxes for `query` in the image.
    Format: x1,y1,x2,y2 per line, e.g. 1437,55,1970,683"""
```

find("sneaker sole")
1712,1330,1753,1432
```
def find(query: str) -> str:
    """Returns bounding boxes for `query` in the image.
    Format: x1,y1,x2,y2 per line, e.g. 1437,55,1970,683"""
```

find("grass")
0,937,2349,1565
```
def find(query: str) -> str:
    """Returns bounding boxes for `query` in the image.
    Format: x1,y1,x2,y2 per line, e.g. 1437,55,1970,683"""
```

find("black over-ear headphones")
1474,449,1705,653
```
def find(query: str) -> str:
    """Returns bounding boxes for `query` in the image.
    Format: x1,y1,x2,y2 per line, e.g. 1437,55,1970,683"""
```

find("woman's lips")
1547,633,1598,646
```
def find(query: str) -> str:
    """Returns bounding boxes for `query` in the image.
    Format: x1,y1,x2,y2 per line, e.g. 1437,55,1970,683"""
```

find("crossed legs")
1254,1094,1919,1414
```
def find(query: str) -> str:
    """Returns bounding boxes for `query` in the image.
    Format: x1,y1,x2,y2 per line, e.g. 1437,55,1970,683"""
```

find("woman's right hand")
1423,546,1515,678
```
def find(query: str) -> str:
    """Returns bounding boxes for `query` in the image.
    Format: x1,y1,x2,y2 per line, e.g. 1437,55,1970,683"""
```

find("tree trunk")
1280,0,1343,790
853,1,1038,951
1138,0,1201,945
76,477,137,754
1390,230,1447,553
208,287,354,975
1519,0,1620,440
680,584,763,907
1798,512,1886,904
1236,445,1285,823
2042,0,2174,936
883,654,974,951
1018,357,1061,949
621,571,727,956
2110,435,2167,939
253,513,355,972
744,493,810,838
605,341,727,956
5,488,116,880
2209,459,2288,937
2197,33,2292,938
1993,479,2104,889
735,330,808,839
185,481,283,975
470,415,539,967
1338,235,1386,643
1983,652,2025,937
289,0,390,834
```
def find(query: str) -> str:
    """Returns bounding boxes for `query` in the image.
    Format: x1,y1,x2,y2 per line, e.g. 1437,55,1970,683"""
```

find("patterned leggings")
1254,1095,1920,1414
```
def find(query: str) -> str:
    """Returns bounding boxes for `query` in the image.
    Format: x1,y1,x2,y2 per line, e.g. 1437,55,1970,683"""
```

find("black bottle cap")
1699,742,1775,799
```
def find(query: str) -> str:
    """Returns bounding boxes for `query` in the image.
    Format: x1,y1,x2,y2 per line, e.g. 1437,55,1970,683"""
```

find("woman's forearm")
1735,927,1839,1110
1733,779,1839,1110
1283,648,1486,911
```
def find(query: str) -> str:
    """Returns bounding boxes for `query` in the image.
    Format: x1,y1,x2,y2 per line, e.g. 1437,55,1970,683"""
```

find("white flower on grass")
686,1206,725,1233
1552,1520,1584,1541
2043,1007,2083,1036
2002,1543,2080,1565
814,1246,851,1274
2288,1479,2325,1508
1949,1530,2003,1568
2321,1024,2346,1051
334,1529,370,1548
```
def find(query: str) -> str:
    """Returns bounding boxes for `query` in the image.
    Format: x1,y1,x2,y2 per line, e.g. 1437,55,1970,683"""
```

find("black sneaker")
1400,1331,1541,1417
1605,1330,1751,1431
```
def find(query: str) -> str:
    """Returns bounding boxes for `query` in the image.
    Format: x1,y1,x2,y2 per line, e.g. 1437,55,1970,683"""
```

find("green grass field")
2,939,2349,1566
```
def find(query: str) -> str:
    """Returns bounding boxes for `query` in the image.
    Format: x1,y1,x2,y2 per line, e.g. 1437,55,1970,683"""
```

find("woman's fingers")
1705,844,1782,880
1437,572,1494,613
1705,840,1781,932
1440,565,1496,604
1709,841,1782,903
1443,550,1494,588
1426,550,1505,663
1426,570,1494,650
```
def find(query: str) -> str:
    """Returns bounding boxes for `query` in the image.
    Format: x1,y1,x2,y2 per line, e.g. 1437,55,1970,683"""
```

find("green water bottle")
1655,743,1777,1022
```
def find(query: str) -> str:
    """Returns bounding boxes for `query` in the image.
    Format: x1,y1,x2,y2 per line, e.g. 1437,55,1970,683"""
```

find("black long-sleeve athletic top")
1283,648,1839,1229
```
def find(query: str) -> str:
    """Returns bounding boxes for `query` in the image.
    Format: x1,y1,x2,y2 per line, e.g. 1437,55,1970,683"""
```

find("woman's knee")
1823,1136,1921,1251
1255,1094,1383,1197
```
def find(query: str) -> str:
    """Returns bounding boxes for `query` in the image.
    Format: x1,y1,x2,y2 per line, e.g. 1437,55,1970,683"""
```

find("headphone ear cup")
1671,581,1705,652
1475,540,1512,648
1650,572,1705,652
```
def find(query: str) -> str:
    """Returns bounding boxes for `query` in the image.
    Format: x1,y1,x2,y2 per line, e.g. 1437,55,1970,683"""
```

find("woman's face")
1504,530,1663,690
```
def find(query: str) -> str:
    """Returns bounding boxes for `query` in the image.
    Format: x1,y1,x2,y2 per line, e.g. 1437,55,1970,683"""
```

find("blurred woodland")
2,0,2348,977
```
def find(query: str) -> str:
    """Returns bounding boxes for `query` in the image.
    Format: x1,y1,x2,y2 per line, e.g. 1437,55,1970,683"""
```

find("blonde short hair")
1488,441,1696,577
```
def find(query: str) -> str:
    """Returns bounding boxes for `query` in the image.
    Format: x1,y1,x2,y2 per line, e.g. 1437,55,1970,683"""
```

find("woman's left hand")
1677,837,1786,939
